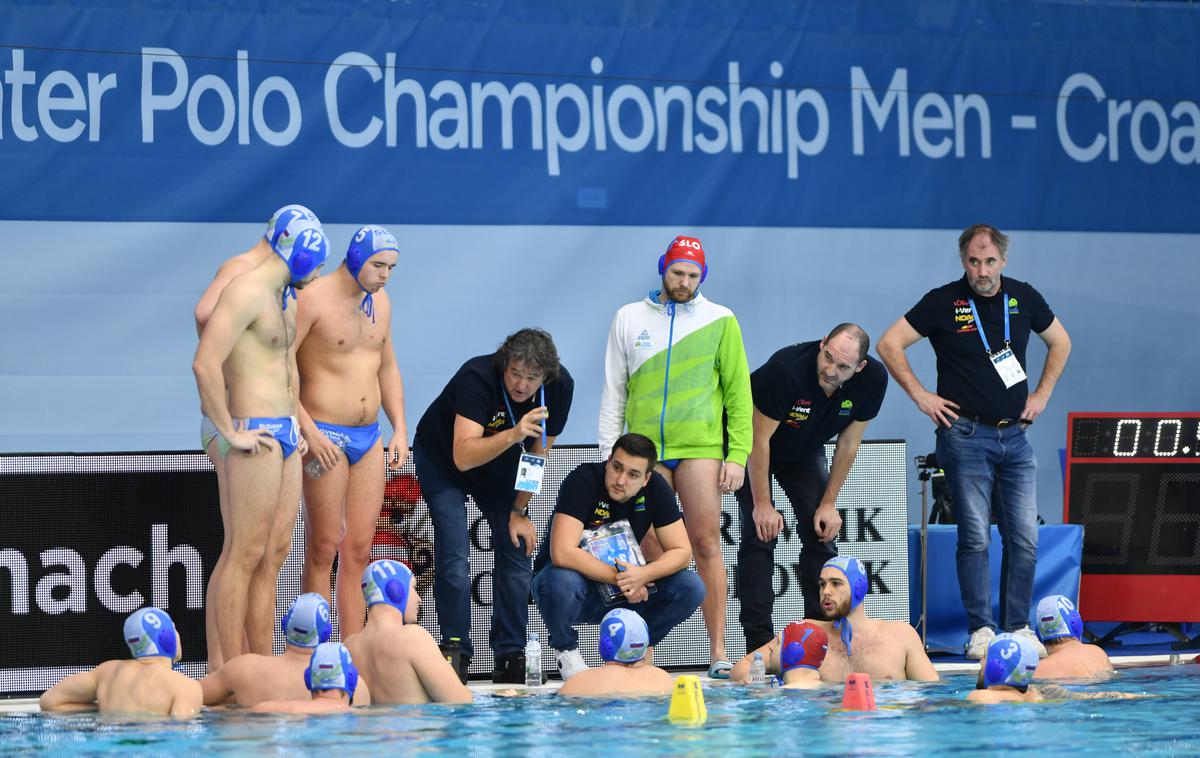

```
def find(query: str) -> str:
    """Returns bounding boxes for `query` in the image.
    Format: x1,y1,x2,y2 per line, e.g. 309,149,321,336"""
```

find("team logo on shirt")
633,329,654,350
839,399,853,416
1008,297,1020,314
634,495,646,512
953,298,977,333
786,399,812,426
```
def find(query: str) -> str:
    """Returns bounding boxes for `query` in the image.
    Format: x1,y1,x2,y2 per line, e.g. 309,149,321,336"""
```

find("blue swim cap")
1036,595,1084,643
362,559,413,615
983,633,1039,690
264,205,328,308
599,608,650,664
281,593,332,649
343,225,399,323
123,607,179,660
304,642,359,702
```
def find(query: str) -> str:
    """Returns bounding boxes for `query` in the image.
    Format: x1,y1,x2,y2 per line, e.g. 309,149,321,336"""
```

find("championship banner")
1,443,907,694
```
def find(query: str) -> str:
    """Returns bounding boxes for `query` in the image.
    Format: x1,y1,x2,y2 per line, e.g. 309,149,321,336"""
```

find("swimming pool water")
3,665,1197,756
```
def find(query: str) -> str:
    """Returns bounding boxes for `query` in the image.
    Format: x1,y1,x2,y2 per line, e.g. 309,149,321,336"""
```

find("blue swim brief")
238,416,300,459
660,459,680,471
313,420,382,465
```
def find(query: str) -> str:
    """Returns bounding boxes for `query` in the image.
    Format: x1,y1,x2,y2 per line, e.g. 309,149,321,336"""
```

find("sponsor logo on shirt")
839,399,853,416
485,410,508,434
953,298,977,333
786,399,812,426
634,495,646,512
1008,297,1020,315
591,503,611,524
633,329,654,350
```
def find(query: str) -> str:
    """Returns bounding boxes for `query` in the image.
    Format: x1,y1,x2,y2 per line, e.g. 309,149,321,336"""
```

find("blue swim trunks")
660,459,680,471
239,416,300,459
314,420,382,465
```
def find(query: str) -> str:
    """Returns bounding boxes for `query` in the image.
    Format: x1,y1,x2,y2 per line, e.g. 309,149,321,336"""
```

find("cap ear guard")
657,255,708,283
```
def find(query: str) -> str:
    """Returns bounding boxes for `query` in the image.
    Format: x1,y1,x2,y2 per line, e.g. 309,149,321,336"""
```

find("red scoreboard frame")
1064,412,1200,622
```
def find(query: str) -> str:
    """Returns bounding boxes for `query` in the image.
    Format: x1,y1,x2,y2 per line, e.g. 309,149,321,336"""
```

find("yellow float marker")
668,674,707,724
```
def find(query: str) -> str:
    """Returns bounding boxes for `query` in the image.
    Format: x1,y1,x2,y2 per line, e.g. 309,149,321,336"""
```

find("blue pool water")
3,665,1198,756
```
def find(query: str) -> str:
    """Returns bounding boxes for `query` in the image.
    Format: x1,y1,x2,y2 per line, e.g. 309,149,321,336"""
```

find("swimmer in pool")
558,608,674,697
1032,595,1114,679
733,557,938,683
343,560,473,705
251,643,359,714
193,205,328,661
39,608,202,718
200,593,369,707
968,633,1139,703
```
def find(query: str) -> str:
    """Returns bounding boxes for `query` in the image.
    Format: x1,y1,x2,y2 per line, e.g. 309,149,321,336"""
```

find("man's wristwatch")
511,505,528,517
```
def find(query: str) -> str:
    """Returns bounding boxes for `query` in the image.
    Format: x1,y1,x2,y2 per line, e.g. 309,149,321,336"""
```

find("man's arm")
410,628,473,704
597,310,630,459
717,316,754,489
198,664,237,706
378,328,410,469
813,420,869,542
898,624,939,681
39,668,101,712
614,519,693,601
548,513,622,584
877,317,959,428
746,407,784,542
169,678,203,718
192,281,274,451
1021,317,1071,422
731,637,780,682
507,433,557,557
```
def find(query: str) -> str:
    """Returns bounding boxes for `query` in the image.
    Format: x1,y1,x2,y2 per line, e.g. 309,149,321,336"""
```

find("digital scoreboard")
1064,413,1200,621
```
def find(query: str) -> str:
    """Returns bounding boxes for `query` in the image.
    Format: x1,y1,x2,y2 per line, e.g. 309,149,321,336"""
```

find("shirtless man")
1033,595,1114,679
295,225,408,638
39,608,202,718
193,207,329,660
734,557,937,683
732,621,829,689
343,559,473,705
193,203,312,670
251,643,361,714
199,593,372,707
968,634,1135,703
558,609,674,698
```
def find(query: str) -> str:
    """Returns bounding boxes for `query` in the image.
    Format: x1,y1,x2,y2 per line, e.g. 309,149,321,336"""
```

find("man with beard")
735,323,887,651
598,235,752,679
733,556,937,683
193,207,328,660
878,223,1071,660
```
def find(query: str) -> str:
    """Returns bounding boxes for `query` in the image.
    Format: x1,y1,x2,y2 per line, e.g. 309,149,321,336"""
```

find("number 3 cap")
983,633,1039,689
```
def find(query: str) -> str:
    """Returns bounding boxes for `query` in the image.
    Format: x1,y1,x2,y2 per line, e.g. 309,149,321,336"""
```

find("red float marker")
841,672,876,710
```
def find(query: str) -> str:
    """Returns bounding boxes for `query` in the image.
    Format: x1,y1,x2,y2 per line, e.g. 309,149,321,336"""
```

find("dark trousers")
735,448,837,651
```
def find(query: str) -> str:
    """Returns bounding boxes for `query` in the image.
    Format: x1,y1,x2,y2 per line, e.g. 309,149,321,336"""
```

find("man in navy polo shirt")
734,323,888,651
878,224,1071,660
532,432,705,680
413,328,574,682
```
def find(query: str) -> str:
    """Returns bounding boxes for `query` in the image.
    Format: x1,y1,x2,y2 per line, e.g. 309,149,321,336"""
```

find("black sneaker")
439,640,471,684
491,651,526,684
456,653,472,684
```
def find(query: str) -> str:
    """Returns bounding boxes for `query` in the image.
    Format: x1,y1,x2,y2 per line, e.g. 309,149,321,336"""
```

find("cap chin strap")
833,617,854,657
282,285,297,310
353,271,376,323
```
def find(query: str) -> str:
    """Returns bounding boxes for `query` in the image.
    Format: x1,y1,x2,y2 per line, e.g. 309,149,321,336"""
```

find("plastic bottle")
525,633,542,687
749,652,766,685
304,458,325,480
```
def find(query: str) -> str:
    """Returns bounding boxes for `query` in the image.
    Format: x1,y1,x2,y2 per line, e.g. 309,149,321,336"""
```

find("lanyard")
967,293,1009,355
501,383,547,450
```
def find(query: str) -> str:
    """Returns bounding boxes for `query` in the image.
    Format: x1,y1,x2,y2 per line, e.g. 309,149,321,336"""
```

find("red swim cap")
660,235,706,277
781,621,829,672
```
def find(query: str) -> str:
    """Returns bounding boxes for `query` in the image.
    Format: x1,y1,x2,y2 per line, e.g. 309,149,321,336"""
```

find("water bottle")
304,458,325,480
749,652,766,685
525,633,542,687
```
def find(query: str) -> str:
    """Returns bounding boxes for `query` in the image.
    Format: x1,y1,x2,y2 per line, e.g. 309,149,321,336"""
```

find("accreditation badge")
990,348,1027,389
514,452,546,493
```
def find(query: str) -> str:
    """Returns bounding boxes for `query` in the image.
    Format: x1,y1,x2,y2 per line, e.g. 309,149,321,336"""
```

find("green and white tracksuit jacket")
599,290,753,465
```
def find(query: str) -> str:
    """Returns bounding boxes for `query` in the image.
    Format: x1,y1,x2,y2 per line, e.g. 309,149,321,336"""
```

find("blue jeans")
532,563,706,652
936,417,1038,634
415,447,531,658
